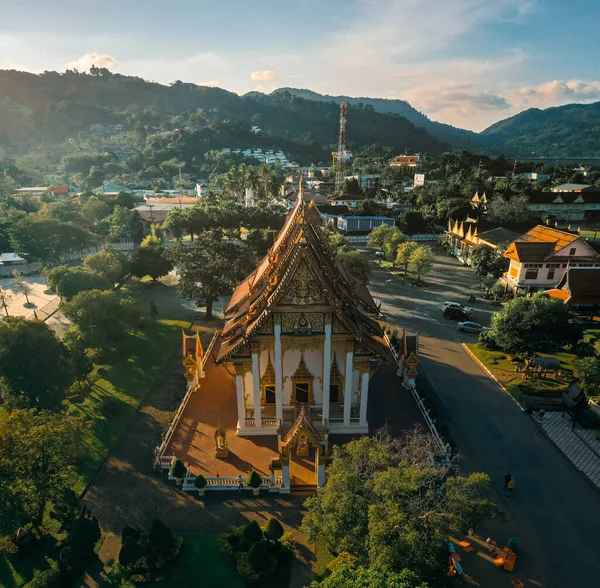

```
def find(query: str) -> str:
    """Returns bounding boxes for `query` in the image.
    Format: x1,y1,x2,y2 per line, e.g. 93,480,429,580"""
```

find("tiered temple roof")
213,194,389,362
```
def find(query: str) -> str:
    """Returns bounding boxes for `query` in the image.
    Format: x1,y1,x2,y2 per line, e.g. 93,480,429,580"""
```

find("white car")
442,301,472,314
457,321,488,334
375,250,385,258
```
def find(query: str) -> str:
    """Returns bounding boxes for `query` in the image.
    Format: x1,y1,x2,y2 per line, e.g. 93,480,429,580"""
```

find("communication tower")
335,101,347,192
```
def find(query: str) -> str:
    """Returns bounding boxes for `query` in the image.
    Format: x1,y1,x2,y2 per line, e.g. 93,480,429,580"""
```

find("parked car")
375,250,385,258
442,301,472,314
443,306,472,321
457,321,488,334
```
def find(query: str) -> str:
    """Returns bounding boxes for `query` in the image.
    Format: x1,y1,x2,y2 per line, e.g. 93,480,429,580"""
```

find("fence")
383,332,450,457
406,234,440,242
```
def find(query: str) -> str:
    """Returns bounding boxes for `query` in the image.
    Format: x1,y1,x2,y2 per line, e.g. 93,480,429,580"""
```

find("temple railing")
181,474,282,492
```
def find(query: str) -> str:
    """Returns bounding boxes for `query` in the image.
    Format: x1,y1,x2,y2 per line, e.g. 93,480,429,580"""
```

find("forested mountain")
481,102,600,157
0,69,449,160
271,87,487,150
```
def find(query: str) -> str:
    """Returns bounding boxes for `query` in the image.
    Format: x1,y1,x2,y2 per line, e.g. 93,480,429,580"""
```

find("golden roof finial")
299,171,304,198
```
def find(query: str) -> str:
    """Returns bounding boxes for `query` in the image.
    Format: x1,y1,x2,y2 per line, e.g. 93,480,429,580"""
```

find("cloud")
65,53,117,71
199,80,221,87
250,69,276,81
511,79,600,107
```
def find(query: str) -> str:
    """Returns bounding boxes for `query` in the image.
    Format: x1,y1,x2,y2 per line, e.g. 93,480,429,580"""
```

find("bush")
194,474,207,489
0,535,19,556
517,381,567,397
122,525,141,542
25,568,62,588
169,459,187,479
479,330,499,350
279,532,296,554
247,540,276,572
148,519,175,559
246,470,262,488
236,552,264,584
98,396,120,417
241,520,262,546
264,517,284,541
119,536,146,568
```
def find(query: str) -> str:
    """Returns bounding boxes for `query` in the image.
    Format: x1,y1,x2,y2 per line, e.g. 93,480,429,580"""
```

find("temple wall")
282,348,323,405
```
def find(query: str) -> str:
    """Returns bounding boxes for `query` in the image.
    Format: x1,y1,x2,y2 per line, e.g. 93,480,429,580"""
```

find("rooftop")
551,183,598,193
476,227,520,248
504,224,580,262
547,267,600,305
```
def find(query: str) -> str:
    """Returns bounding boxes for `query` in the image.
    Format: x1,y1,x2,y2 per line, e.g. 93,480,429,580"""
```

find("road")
367,245,600,588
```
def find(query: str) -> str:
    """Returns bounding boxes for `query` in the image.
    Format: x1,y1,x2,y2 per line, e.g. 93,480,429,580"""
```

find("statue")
214,426,229,458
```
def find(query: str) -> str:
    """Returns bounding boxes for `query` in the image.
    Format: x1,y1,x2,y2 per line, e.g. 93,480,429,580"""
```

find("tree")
337,249,371,284
10,270,32,305
487,194,531,224
301,431,498,585
470,244,508,279
119,535,146,568
83,246,129,284
127,210,146,245
395,242,419,273
64,506,101,564
383,228,406,264
81,196,111,225
574,356,600,395
164,208,186,241
148,518,175,559
485,293,581,354
61,290,139,352
264,518,284,541
368,224,392,250
0,410,82,527
130,246,173,284
0,317,74,409
408,245,434,283
171,236,253,320
396,211,430,235
311,560,428,588
0,286,10,317
45,266,110,300
480,273,498,296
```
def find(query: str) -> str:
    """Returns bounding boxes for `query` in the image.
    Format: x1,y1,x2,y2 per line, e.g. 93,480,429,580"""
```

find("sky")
1,0,599,131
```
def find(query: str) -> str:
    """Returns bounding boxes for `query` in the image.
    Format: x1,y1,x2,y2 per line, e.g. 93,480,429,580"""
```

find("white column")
359,371,370,426
274,322,283,425
344,351,353,426
235,373,245,430
252,351,262,427
281,464,291,490
322,322,332,426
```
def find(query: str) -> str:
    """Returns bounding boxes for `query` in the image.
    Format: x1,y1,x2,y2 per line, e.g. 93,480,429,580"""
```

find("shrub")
241,520,262,546
119,536,146,568
247,540,276,573
169,459,187,479
246,470,262,488
279,532,296,553
98,396,120,417
264,517,284,541
25,568,62,588
148,519,175,559
66,508,101,563
517,381,567,397
194,474,207,489
0,536,19,556
479,330,498,350
121,525,141,542
236,552,264,584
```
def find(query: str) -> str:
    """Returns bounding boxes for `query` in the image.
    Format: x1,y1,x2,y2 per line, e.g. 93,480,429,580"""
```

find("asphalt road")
367,245,600,588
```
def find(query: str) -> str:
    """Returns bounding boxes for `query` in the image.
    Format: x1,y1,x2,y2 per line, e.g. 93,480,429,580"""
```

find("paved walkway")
540,411,600,488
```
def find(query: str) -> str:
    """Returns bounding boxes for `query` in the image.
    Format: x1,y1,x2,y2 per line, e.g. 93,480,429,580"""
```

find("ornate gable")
280,258,328,306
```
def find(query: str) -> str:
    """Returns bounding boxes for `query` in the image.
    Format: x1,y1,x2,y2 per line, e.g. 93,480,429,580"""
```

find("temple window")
264,384,276,405
329,383,340,403
294,381,311,404
329,359,344,403
291,352,315,405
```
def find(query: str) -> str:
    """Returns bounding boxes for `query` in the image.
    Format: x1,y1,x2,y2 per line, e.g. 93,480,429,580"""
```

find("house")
134,197,198,223
390,155,419,167
521,172,550,181
329,194,366,209
344,174,381,190
527,190,600,221
445,219,518,259
546,267,600,317
0,253,26,267
501,225,600,294
337,216,395,234
551,183,597,193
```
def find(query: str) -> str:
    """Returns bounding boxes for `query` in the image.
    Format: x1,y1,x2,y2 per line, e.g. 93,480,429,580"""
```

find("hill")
271,87,487,150
0,70,449,161
481,101,600,158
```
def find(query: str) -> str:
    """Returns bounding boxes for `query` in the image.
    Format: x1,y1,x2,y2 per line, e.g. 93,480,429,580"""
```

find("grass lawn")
102,533,293,587
466,343,575,401
0,280,190,587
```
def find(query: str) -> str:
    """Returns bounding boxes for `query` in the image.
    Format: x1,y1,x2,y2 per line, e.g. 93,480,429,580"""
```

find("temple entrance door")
289,433,317,487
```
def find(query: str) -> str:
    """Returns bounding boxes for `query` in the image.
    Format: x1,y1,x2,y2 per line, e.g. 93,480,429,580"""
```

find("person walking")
506,476,515,497
504,472,512,490
238,474,244,491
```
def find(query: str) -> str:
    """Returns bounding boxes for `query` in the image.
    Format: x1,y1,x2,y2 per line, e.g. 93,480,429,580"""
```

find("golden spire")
299,171,304,198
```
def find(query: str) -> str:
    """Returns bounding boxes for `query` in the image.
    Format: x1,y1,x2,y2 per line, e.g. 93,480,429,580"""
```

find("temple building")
158,194,421,492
